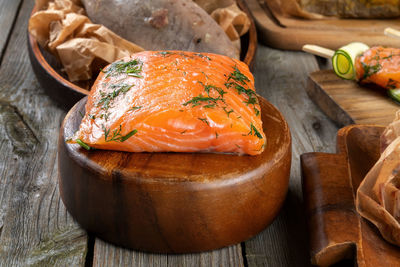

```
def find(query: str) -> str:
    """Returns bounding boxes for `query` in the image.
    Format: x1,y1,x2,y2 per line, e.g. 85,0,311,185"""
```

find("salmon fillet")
73,51,265,155
356,46,400,90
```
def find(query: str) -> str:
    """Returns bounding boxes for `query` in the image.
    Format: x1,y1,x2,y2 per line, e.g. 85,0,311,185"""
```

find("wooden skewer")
384,27,400,39
302,44,334,59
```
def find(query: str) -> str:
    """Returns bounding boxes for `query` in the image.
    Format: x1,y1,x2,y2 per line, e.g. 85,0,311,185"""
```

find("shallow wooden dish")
58,96,291,253
301,125,400,266
27,0,257,110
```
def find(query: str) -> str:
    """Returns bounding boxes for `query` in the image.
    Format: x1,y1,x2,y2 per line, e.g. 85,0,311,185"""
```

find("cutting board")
245,0,400,50
301,125,400,266
57,95,291,253
306,70,399,126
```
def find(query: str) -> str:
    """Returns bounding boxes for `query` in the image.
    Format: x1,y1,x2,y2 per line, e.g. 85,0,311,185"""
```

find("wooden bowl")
27,0,257,110
58,96,291,253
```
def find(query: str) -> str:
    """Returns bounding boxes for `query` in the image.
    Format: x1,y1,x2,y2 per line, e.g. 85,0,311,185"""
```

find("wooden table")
0,0,341,265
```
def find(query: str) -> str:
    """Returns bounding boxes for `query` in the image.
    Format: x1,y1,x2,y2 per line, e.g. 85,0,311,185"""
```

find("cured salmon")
355,46,400,90
72,51,265,155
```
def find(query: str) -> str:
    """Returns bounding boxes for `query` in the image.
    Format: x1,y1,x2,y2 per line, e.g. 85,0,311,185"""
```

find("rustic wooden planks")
0,0,348,266
0,0,87,265
243,47,340,266
0,0,22,62
93,239,244,267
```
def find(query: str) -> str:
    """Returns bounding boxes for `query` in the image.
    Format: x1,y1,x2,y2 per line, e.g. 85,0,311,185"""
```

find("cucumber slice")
332,42,369,80
388,89,400,104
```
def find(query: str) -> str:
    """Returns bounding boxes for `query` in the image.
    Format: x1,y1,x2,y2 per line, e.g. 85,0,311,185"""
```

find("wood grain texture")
0,0,88,265
307,70,399,127
0,0,22,61
59,95,291,253
301,125,400,267
242,46,340,266
93,239,244,267
246,0,400,51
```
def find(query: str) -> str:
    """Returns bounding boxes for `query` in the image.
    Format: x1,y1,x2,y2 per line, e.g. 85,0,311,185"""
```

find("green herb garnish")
198,118,209,125
183,94,223,107
76,139,92,150
129,106,142,111
227,66,250,85
247,123,263,139
103,125,137,142
97,84,133,110
102,59,143,78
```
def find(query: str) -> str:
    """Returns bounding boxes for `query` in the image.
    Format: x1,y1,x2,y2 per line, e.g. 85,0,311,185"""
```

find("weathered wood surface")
307,70,399,127
0,0,347,266
0,0,87,265
0,0,22,62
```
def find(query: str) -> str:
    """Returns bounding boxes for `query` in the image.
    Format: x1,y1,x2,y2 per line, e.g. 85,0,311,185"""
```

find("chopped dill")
76,139,92,150
247,123,263,139
198,117,209,125
102,59,143,78
102,124,137,142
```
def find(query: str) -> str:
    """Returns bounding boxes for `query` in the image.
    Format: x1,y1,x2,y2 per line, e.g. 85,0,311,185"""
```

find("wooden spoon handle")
302,44,335,59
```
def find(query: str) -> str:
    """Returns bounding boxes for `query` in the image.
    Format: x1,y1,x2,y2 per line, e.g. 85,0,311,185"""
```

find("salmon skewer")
72,51,266,155
355,46,400,91
303,43,400,102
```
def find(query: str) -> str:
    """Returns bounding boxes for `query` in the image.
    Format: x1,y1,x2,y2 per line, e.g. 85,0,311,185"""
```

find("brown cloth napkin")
356,111,400,246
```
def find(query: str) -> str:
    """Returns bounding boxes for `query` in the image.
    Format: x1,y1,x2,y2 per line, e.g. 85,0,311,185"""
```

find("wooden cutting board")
301,125,400,267
306,70,400,127
245,0,400,50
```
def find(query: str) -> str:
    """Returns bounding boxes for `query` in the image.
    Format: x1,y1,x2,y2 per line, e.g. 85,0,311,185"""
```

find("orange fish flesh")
356,46,400,90
73,51,266,155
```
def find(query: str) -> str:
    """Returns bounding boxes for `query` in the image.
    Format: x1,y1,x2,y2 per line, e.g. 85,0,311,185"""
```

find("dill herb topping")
97,84,133,111
76,139,92,150
129,106,142,111
102,124,137,142
227,66,250,85
247,123,263,139
215,132,219,139
102,59,143,78
183,95,223,108
360,61,381,80
223,107,234,117
157,51,174,56
195,53,211,60
387,78,399,90
204,84,226,98
88,114,96,120
197,117,209,125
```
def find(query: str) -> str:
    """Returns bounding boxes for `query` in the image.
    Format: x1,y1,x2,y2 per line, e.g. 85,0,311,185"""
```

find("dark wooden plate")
301,125,400,266
58,95,291,253
27,0,257,110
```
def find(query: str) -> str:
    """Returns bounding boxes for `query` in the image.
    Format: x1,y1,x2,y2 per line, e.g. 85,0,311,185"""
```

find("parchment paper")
357,110,400,246
29,0,250,83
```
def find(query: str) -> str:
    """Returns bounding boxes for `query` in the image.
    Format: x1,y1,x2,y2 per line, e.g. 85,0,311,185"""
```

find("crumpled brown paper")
194,0,251,41
29,0,144,82
356,110,400,246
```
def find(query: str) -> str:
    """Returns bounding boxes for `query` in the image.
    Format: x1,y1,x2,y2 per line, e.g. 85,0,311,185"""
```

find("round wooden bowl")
58,96,291,253
27,0,257,110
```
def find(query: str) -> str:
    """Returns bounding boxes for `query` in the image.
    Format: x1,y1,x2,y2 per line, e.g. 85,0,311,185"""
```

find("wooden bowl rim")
29,0,257,98
61,95,291,185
